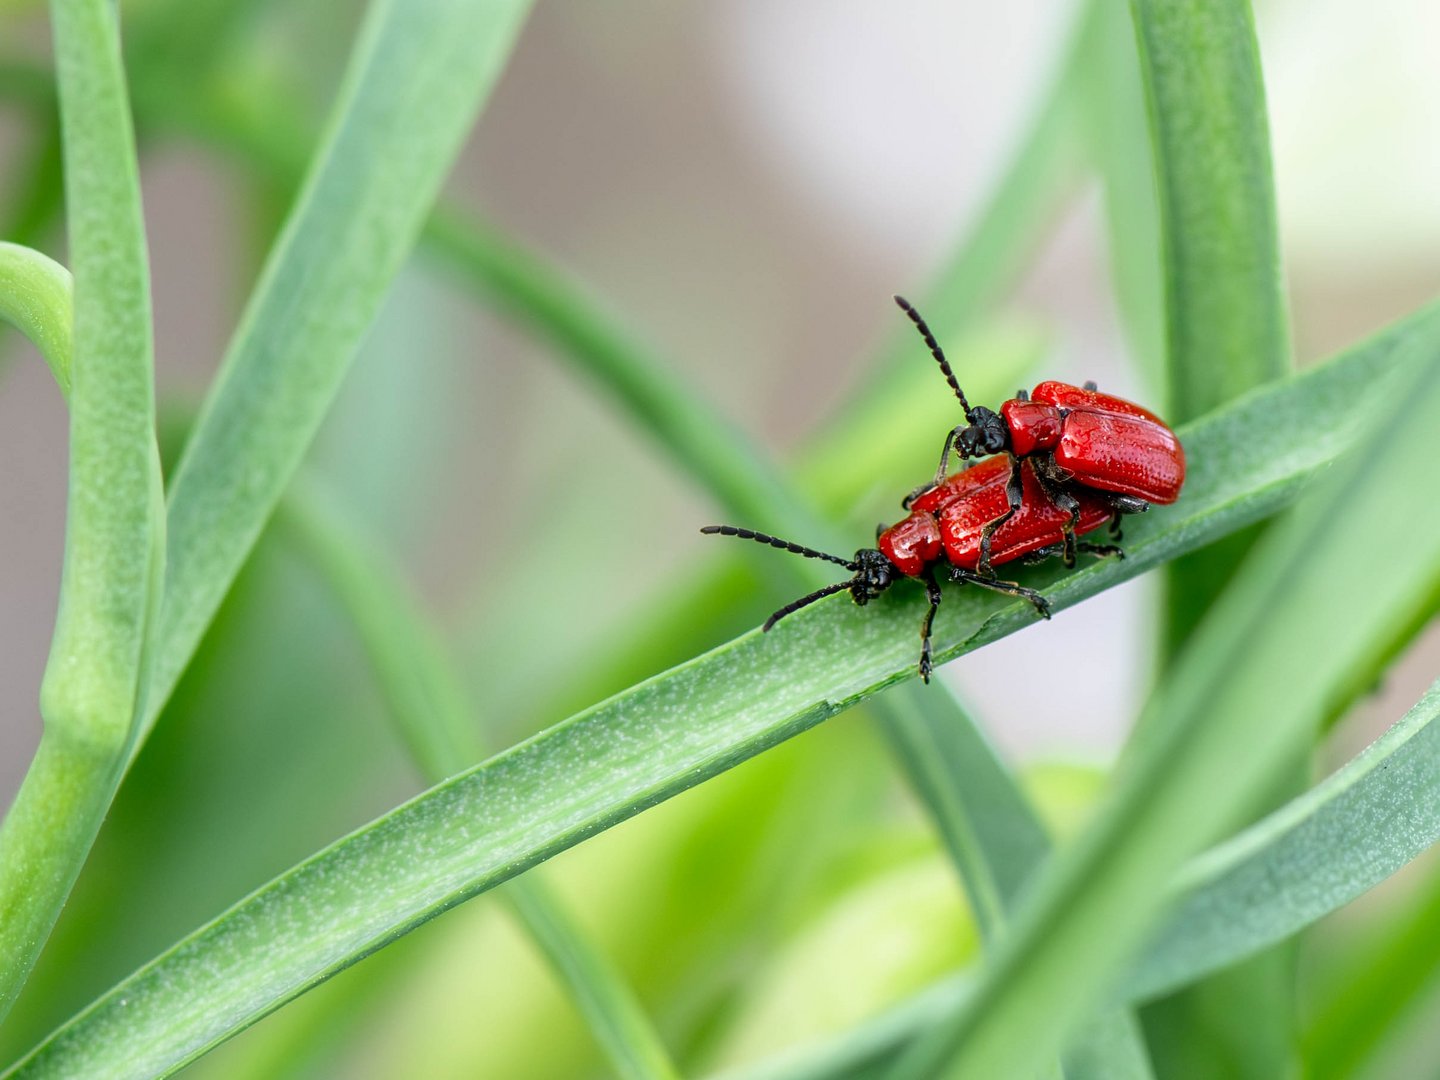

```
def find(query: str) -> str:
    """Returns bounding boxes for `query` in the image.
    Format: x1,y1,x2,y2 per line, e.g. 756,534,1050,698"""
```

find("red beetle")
893,296,1185,571
703,455,1120,682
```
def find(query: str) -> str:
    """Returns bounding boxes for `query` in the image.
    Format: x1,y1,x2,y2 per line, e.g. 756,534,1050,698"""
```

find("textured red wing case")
938,461,1111,570
1053,410,1185,504
1030,380,1167,424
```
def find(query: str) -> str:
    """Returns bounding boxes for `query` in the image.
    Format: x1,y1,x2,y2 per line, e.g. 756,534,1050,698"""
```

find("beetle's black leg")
1109,494,1148,515
952,566,1051,619
1016,387,1029,401
1083,380,1098,391
1019,543,1064,565
1103,494,1147,537
1032,454,1082,567
876,522,888,543
1019,541,1123,566
978,454,1024,578
904,426,965,508
918,569,943,683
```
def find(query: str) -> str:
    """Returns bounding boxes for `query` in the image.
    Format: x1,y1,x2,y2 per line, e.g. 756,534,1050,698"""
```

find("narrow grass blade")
1127,679,1440,1002
423,211,826,545
6,300,1431,1079
1127,5,1299,1066
1077,0,1163,388
1130,0,1294,654
501,878,678,1080
1300,852,1440,1079
0,0,163,1021
1131,0,1290,422
892,333,1440,1078
724,675,1440,1079
875,685,1152,1078
277,484,482,780
144,0,533,746
277,484,679,1080
876,684,1045,939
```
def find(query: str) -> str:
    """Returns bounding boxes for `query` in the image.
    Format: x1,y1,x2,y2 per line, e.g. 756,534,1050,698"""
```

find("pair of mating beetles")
704,296,1186,682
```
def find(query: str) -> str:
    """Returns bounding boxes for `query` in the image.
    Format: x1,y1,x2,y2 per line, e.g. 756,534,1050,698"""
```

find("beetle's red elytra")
893,295,1185,572
1006,382,1185,504
703,456,1122,683
702,297,1185,683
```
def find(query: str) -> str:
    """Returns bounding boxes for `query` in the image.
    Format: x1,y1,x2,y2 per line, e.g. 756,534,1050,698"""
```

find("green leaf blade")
896,329,1440,1079
1130,679,1440,1003
1131,0,1291,421
727,674,1440,1080
145,0,533,746
1131,0,1295,655
8,301,1433,1079
279,483,679,1080
39,0,161,735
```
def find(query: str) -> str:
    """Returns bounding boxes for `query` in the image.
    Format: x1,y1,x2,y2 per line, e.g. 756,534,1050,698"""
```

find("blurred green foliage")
1,0,1439,1077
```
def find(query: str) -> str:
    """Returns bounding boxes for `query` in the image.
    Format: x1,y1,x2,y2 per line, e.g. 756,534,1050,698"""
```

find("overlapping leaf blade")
7,302,1435,1078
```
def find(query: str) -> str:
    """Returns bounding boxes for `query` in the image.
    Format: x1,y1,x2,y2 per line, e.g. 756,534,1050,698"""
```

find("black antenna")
762,582,852,631
893,295,974,421
702,525,863,631
700,525,856,570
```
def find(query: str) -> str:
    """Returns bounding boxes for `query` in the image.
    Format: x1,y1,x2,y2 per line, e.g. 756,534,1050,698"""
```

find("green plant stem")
1131,0,1291,422
875,685,1153,1078
0,242,72,390
1128,4,1298,1070
277,487,679,1080
0,0,162,1023
6,304,1427,1077
1077,0,1164,389
1130,0,1294,656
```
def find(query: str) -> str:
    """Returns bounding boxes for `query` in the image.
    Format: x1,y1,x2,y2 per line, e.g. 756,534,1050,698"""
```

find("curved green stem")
0,0,163,1022
0,242,72,393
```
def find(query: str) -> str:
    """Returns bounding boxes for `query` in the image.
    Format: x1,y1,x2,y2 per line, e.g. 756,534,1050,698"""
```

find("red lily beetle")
703,455,1121,682
893,295,1185,572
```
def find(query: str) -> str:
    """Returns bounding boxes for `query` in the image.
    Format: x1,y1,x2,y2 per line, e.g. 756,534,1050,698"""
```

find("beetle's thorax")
955,406,1010,458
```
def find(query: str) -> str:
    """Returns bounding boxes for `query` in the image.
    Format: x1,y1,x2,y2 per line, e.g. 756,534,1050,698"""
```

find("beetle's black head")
954,406,1010,459
847,548,896,605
